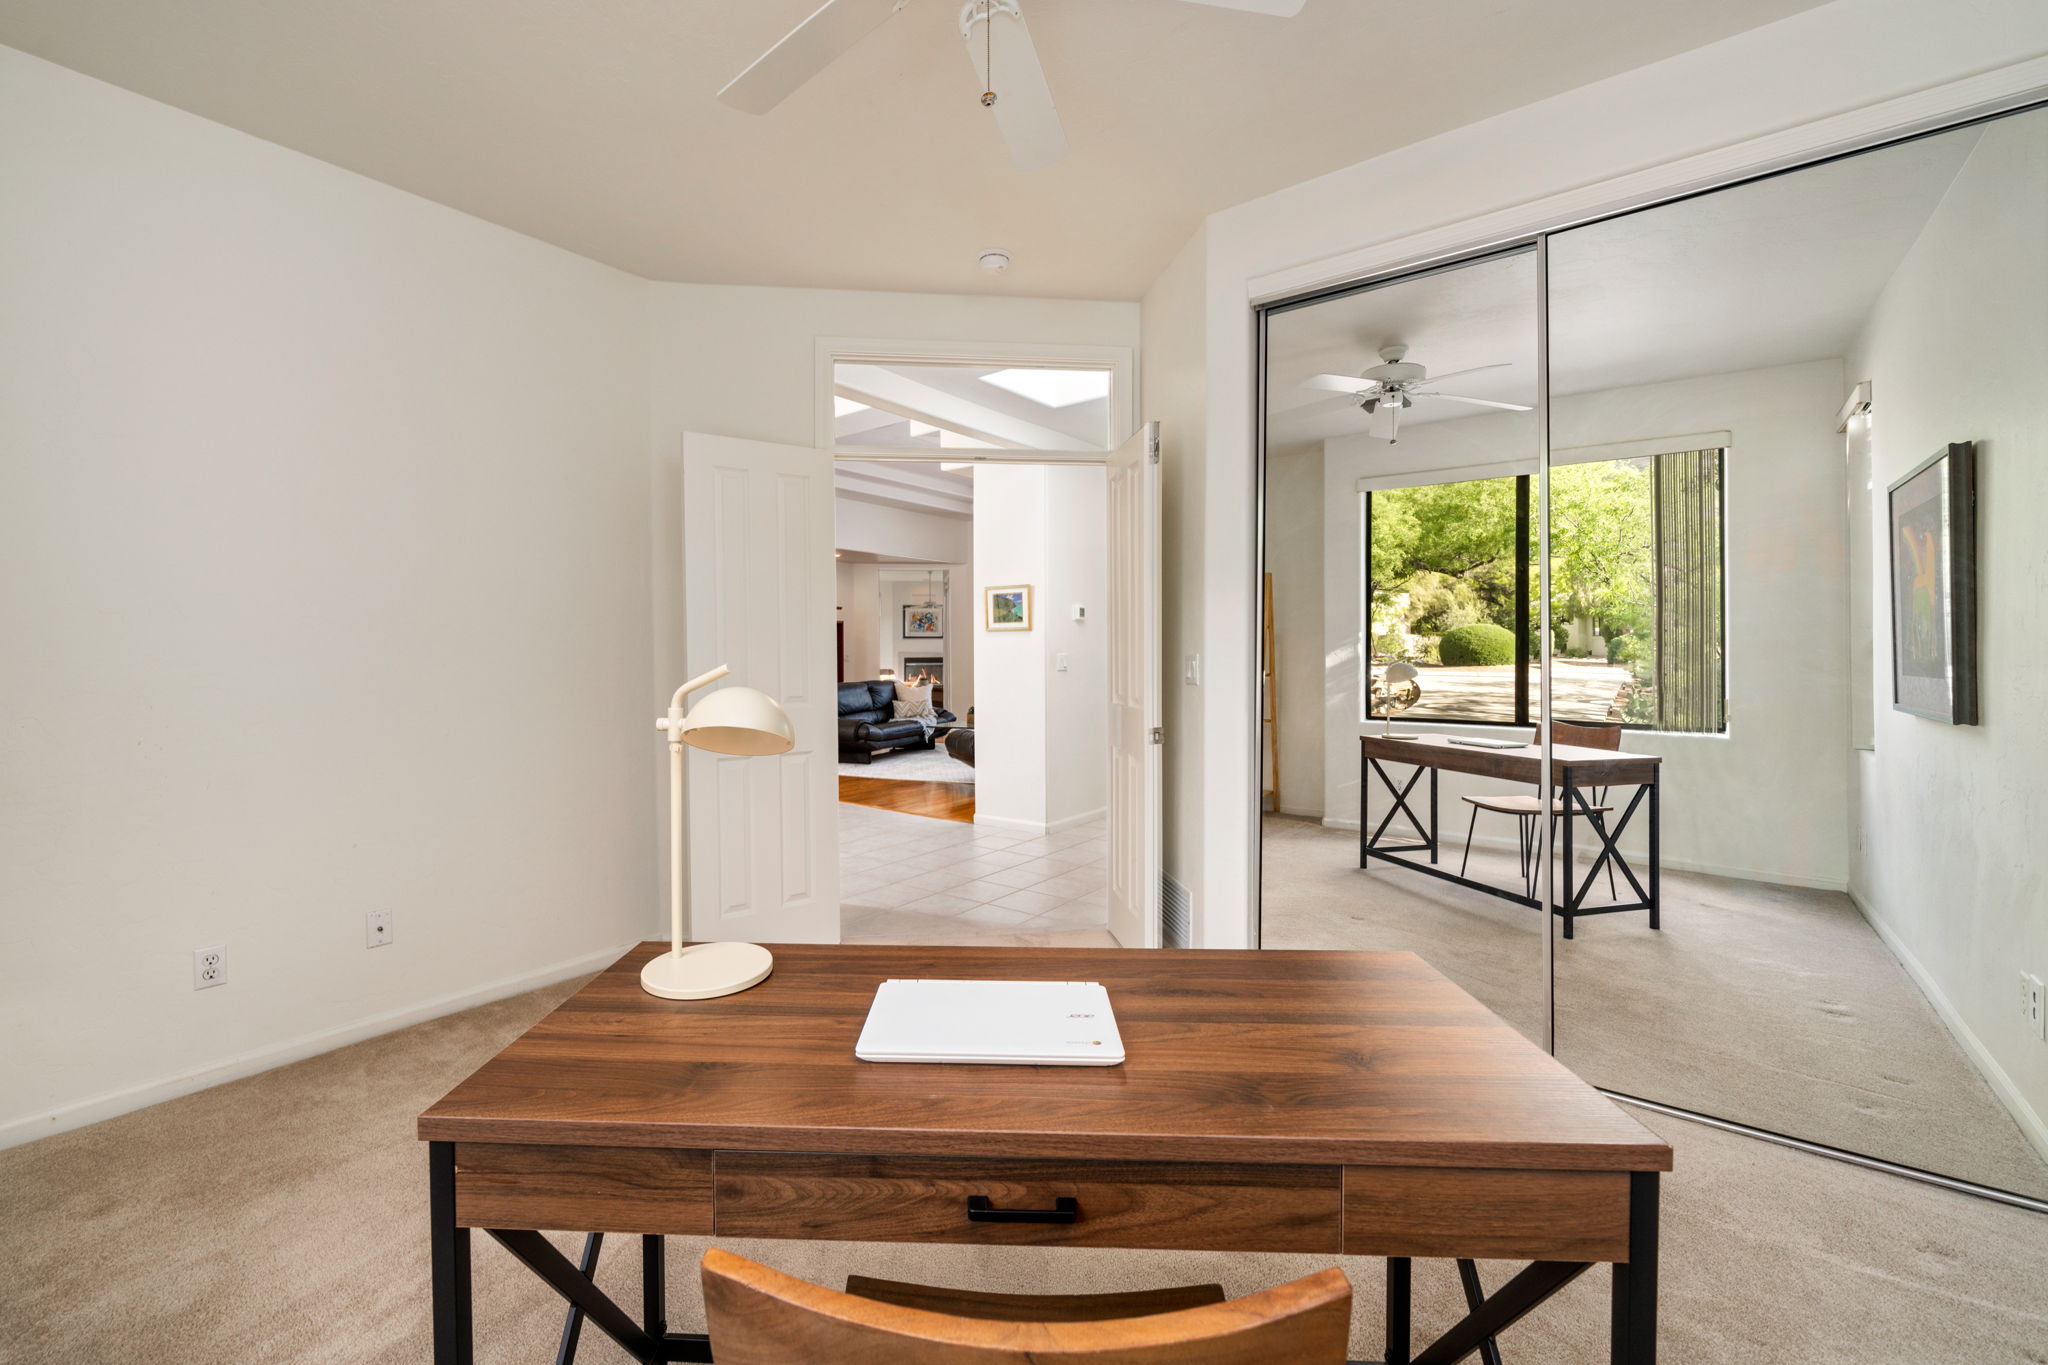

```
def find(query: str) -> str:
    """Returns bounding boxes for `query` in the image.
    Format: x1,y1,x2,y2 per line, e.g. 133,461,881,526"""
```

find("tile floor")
838,802,1118,947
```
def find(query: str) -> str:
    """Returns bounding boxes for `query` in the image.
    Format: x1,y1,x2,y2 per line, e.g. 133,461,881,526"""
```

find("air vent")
1161,871,1192,949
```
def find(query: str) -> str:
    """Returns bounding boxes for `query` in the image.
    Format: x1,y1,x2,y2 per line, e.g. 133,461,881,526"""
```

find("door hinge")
1149,726,1164,745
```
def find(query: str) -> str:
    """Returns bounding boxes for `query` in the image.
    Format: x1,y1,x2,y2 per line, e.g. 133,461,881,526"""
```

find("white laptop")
854,978,1125,1066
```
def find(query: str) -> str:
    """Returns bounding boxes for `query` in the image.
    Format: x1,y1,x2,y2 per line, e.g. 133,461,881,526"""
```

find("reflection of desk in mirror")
1359,734,1661,938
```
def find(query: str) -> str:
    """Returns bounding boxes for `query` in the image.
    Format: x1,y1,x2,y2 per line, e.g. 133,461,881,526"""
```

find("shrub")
1438,622,1516,667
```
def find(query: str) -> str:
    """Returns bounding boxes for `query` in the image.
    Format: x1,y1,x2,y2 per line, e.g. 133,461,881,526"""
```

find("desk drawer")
714,1153,1342,1252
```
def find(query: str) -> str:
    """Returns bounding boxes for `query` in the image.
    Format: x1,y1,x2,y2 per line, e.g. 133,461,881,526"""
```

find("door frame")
819,337,1154,945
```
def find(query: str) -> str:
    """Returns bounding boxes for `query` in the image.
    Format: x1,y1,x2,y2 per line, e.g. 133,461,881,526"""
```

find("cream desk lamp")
641,664,794,1000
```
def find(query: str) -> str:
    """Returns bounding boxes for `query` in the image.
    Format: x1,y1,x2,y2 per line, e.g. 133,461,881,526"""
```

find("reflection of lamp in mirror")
1370,661,1422,736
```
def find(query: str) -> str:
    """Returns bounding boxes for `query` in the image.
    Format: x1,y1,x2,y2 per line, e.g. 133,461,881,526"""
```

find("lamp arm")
671,663,731,709
656,662,729,962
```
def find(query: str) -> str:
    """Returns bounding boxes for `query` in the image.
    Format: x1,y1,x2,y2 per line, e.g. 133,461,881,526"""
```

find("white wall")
971,465,1110,835
1042,467,1111,829
836,560,880,681
1179,0,2048,946
1264,445,1325,817
1139,227,1210,936
1848,114,2048,1151
0,49,652,1143
835,497,971,564
1309,362,1850,888
973,467,1050,829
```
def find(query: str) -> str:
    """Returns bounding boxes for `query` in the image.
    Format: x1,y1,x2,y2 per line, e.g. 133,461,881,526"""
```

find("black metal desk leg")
643,1235,666,1339
554,1234,605,1365
1610,1172,1659,1364
1560,767,1577,940
429,1142,474,1365
1428,767,1439,864
1385,1257,1411,1365
1647,775,1661,931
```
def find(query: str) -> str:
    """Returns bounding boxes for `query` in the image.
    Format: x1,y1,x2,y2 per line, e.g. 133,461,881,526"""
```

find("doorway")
822,349,1159,950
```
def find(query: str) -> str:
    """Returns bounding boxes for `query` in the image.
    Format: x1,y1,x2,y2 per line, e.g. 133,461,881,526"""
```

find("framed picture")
984,584,1033,632
902,605,943,639
1887,442,1977,724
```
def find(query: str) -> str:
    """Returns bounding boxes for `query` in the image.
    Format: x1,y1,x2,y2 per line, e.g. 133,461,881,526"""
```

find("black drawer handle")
966,1195,1079,1224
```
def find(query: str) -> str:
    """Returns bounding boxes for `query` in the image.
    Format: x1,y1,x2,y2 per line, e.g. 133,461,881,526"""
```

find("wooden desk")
1359,734,1663,938
421,942,1672,1364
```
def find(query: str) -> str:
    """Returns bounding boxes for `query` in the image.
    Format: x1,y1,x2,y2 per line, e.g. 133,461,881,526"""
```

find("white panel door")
681,432,839,945
1106,422,1162,948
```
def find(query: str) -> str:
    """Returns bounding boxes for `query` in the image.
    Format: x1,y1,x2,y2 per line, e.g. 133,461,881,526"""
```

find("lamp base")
639,941,774,1000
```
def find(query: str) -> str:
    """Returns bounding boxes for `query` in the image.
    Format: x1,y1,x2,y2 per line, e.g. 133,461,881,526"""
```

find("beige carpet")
1261,814,2048,1201
3,972,2046,1362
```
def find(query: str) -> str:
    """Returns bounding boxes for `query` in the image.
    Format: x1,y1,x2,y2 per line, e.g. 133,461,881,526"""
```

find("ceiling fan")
1299,345,1533,444
717,0,1307,173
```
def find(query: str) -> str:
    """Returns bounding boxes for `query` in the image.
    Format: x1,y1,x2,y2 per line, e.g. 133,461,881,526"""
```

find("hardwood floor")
838,776,976,823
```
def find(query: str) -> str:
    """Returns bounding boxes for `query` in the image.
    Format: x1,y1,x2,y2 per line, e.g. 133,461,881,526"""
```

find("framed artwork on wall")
1887,441,1977,725
902,605,943,639
984,585,1033,632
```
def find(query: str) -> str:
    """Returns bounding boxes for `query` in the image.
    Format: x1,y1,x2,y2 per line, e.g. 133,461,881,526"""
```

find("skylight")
979,368,1110,409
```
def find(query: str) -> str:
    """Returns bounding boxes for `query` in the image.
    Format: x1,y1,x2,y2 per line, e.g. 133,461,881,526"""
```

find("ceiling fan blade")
1301,373,1369,394
1170,0,1307,15
1414,392,1535,412
964,2,1068,172
1416,362,1510,387
718,0,907,115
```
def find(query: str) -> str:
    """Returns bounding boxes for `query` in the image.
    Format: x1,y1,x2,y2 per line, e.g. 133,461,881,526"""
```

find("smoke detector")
978,248,1012,275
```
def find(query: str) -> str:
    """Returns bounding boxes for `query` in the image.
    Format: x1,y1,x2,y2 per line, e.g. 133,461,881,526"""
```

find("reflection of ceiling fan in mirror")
717,0,1306,173
1300,344,1533,444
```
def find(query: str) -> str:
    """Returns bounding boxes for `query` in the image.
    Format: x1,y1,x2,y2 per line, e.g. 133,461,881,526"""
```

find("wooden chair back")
701,1249,1353,1365
1552,719,1623,751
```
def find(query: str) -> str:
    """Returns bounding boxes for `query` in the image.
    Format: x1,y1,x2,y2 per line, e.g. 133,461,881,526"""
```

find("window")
1364,449,1725,731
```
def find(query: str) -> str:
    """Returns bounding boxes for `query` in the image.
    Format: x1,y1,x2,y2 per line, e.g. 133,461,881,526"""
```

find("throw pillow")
892,697,936,722
893,681,933,708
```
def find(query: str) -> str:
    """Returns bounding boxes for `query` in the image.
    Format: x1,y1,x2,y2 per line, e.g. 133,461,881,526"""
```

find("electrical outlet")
2024,972,2045,1041
366,911,393,949
193,945,226,990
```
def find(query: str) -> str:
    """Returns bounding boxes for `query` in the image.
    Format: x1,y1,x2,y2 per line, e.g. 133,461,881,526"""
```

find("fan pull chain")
980,0,996,107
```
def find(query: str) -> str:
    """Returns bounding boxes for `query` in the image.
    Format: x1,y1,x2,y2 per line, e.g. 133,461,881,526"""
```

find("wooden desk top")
1361,733,1661,785
419,943,1669,1174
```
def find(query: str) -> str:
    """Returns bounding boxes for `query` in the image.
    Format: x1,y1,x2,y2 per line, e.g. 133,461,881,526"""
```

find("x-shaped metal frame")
1363,755,1438,861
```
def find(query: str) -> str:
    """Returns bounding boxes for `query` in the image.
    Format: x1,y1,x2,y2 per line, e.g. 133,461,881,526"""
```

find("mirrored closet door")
1259,100,2048,1205
1543,105,2048,1201
1259,248,1550,1044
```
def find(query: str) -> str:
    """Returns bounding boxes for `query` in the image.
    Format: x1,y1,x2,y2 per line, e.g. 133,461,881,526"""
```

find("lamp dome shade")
678,686,795,756
1382,661,1420,685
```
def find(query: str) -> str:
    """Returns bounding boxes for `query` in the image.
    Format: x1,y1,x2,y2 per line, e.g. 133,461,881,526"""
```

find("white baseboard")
1314,818,1847,890
1047,806,1107,835
1851,893,2048,1170
974,813,1045,835
0,941,638,1152
975,806,1106,838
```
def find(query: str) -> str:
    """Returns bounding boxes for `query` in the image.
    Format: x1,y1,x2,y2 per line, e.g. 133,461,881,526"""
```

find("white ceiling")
1265,122,1981,449
0,0,1828,299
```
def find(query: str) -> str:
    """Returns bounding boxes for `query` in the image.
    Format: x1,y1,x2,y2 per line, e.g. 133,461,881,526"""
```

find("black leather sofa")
838,680,957,763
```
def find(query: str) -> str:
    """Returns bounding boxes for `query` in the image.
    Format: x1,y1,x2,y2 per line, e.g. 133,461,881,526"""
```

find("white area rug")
838,745,976,783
